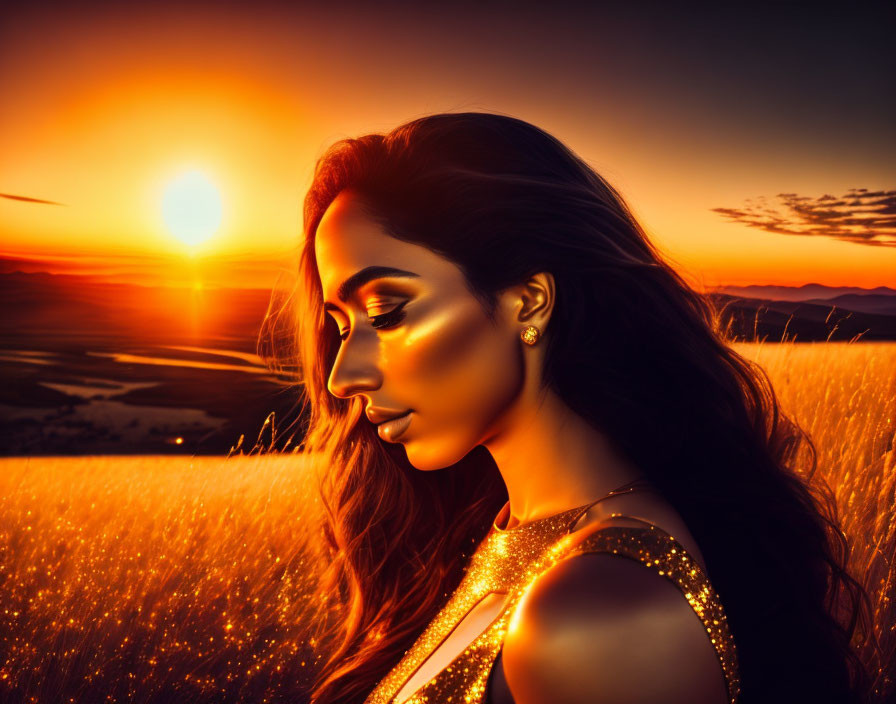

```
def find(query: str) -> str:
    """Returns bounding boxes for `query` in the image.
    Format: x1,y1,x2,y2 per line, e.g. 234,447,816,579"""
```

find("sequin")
364,496,740,704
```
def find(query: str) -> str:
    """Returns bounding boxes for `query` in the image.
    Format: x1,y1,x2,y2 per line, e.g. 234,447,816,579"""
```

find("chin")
404,438,477,472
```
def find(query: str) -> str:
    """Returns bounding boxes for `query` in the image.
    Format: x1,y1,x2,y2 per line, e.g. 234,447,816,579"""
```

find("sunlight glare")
162,170,223,249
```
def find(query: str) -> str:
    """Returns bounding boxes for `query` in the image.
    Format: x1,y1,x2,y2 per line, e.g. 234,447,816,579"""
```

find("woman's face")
314,190,524,471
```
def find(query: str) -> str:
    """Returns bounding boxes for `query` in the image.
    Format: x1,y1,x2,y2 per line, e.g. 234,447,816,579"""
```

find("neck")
484,387,644,530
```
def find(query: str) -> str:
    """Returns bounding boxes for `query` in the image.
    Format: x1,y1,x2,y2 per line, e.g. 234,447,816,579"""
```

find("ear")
499,271,555,333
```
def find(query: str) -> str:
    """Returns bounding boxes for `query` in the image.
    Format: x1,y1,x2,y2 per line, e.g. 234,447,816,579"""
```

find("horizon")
1,250,894,294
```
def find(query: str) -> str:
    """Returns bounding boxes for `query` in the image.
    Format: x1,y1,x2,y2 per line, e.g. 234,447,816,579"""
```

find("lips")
376,411,412,442
366,406,411,425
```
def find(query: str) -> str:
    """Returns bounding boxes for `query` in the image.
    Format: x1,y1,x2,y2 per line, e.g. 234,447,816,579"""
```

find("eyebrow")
323,265,420,310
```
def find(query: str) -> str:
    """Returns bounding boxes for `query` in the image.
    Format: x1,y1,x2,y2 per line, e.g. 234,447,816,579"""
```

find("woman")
262,112,871,703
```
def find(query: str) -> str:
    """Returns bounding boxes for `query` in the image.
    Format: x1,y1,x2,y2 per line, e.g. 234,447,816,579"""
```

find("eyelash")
338,300,409,340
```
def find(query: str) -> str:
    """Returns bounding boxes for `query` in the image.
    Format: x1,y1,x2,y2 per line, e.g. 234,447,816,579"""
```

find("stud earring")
520,324,540,346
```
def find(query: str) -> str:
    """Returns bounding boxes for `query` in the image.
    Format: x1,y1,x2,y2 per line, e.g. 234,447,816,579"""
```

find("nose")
327,332,383,400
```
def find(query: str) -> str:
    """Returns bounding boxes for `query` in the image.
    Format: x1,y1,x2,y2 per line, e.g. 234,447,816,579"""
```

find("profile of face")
314,190,526,471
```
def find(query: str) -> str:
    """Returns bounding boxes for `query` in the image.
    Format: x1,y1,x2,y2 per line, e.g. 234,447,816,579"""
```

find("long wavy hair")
259,112,873,703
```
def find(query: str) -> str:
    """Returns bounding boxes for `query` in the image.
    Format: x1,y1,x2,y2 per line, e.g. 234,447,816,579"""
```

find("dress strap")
600,513,660,529
564,478,655,534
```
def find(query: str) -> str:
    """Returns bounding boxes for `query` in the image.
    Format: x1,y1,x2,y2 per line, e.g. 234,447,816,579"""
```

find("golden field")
731,341,895,700
0,454,326,703
0,341,893,703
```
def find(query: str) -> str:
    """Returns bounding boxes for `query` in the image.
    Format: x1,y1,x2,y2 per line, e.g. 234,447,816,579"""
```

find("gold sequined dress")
364,487,741,704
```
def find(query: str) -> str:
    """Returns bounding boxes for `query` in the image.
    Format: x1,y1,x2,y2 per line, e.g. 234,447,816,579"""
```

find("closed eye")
336,300,409,340
369,300,409,330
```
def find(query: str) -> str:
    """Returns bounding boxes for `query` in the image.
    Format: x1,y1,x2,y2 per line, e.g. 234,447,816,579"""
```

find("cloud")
710,188,896,247
0,193,65,205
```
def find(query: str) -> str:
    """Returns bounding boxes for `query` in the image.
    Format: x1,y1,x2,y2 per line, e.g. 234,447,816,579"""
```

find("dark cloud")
0,193,65,205
711,188,896,247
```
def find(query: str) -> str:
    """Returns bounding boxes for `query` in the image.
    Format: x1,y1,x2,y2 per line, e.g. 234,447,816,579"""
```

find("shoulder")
502,545,728,704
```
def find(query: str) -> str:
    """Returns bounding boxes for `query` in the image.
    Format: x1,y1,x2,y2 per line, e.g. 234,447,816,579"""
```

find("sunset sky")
1,1,894,290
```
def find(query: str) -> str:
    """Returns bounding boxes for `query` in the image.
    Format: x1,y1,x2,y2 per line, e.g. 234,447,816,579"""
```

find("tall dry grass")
0,454,327,703
732,341,895,700
0,340,893,702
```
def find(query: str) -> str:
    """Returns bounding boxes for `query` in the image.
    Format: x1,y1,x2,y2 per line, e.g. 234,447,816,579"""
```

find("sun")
162,170,223,249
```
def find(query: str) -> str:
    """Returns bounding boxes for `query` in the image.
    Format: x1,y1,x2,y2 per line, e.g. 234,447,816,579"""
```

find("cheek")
384,298,522,441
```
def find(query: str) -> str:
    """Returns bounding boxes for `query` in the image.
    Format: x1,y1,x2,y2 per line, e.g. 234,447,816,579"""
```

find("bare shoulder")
502,549,729,704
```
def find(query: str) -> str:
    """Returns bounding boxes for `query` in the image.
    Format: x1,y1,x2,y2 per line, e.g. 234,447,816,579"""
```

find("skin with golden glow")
315,189,727,704
316,189,526,472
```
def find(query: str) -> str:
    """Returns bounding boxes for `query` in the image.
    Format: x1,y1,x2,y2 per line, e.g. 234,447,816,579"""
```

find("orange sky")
1,2,894,290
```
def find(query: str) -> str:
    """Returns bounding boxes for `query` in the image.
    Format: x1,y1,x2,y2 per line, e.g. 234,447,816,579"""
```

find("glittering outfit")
364,488,741,704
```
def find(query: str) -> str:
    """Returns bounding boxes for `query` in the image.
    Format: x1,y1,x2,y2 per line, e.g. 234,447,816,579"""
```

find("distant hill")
803,294,896,316
711,283,896,303
706,293,896,341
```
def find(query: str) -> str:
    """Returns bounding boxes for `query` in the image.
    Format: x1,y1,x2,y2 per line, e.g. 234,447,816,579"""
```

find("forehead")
314,190,459,301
